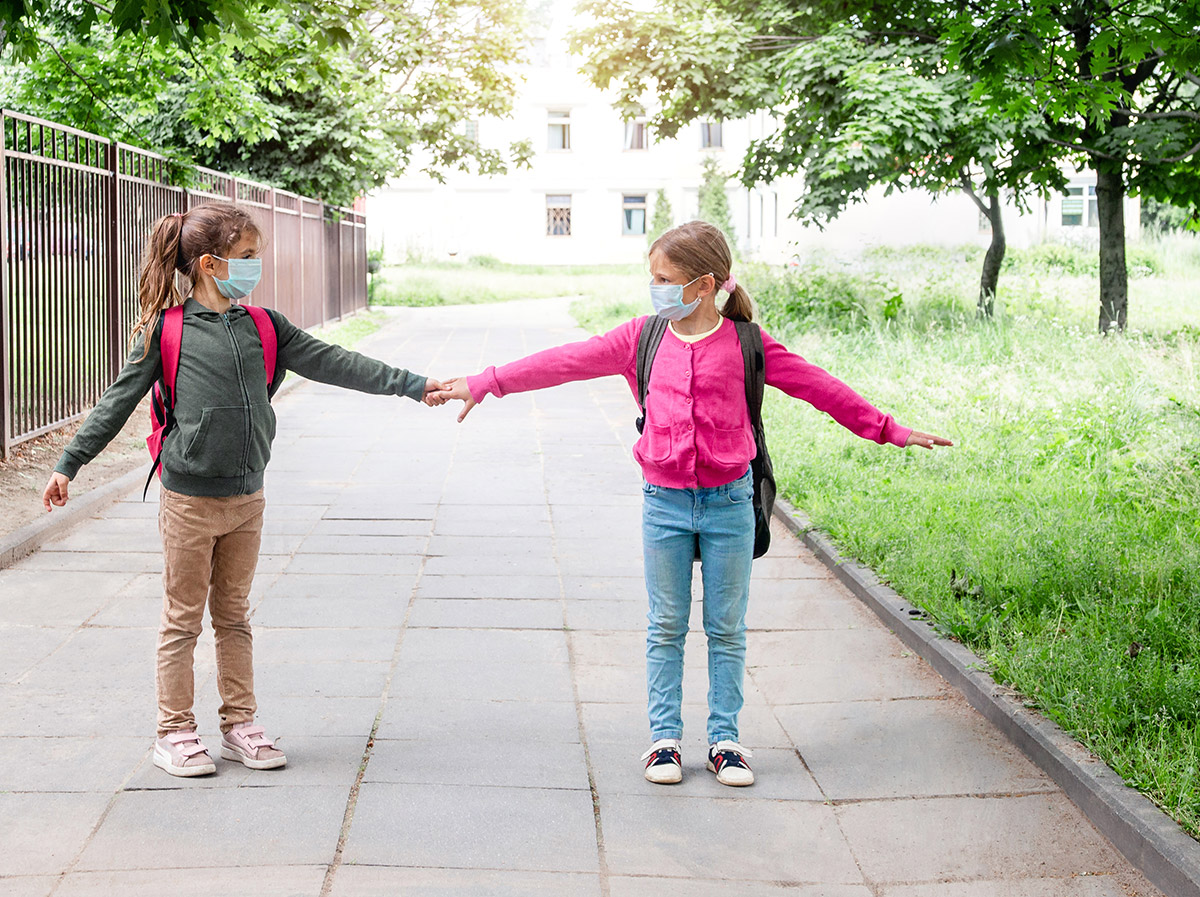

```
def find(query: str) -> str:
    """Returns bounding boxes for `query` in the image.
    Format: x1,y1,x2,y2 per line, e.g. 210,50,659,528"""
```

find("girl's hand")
438,377,478,423
906,430,953,450
43,472,70,511
421,378,448,407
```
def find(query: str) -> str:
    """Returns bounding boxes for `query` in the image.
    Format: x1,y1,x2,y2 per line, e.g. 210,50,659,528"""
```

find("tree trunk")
979,189,1005,318
1094,159,1128,333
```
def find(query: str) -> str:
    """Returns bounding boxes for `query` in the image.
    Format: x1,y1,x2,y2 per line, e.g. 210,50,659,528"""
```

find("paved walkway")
0,298,1162,896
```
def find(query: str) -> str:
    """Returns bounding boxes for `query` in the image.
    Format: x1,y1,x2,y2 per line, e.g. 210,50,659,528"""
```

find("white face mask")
211,256,263,300
649,274,708,321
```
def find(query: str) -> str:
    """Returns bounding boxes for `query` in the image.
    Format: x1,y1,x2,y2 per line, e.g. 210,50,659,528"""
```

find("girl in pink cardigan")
439,221,951,786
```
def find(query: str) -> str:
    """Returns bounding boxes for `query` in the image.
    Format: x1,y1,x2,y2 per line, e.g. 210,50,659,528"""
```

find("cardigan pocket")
640,423,673,462
711,426,750,465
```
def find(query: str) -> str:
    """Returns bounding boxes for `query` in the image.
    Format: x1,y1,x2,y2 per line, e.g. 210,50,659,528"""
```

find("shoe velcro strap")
236,726,274,748
166,731,202,745
178,742,210,759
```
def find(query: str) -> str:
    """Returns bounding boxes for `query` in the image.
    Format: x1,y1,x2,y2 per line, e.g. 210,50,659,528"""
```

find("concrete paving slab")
426,534,561,558
18,628,156,693
0,625,72,682
407,597,565,630
0,686,156,737
365,737,590,790
414,574,562,600
13,551,161,574
310,517,433,536
376,697,581,743
836,793,1145,884
778,698,1057,800
565,598,647,632
53,866,327,897
599,792,862,883
391,660,576,704
0,570,137,626
421,552,559,577
329,867,602,897
261,572,417,601
0,875,56,897
343,782,600,872
252,695,381,738
252,627,399,663
397,627,569,664
879,878,1135,897
745,594,876,631
251,594,411,628
608,878,872,897
0,736,146,793
0,791,113,875
283,552,421,576
296,533,428,556
75,786,347,870
749,653,948,704
560,574,645,601
252,660,392,697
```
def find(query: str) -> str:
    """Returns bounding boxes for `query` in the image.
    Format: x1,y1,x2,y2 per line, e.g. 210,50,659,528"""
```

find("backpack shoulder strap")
159,305,184,406
733,320,765,428
241,304,278,388
636,315,669,413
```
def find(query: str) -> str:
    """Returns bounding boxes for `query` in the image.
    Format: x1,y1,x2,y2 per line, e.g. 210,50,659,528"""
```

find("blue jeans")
642,468,755,744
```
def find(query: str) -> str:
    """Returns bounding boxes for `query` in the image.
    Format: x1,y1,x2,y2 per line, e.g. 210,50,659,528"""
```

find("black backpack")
635,316,776,559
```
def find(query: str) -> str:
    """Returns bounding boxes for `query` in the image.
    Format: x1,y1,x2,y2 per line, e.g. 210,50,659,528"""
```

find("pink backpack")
145,304,277,490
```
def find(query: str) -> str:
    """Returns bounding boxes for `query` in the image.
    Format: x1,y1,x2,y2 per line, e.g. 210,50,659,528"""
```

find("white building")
367,11,1137,266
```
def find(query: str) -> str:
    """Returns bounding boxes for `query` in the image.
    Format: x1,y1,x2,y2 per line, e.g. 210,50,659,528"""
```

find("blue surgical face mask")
211,256,262,300
649,273,709,321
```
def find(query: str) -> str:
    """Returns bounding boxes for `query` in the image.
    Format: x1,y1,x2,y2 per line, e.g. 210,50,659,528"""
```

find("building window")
700,121,723,149
622,194,647,235
624,121,648,150
548,110,571,151
1062,186,1084,227
1087,185,1099,228
464,120,479,142
547,194,572,236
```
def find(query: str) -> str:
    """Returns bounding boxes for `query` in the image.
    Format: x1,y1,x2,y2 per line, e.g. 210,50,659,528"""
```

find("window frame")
546,193,572,237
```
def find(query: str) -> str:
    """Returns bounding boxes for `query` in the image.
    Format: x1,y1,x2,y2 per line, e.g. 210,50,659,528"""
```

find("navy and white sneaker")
640,738,683,784
707,740,754,786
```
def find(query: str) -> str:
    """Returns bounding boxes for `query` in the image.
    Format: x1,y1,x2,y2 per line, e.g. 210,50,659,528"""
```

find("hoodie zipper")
222,311,253,492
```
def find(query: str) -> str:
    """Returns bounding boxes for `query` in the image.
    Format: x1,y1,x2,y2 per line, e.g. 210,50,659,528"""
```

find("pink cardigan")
467,315,912,489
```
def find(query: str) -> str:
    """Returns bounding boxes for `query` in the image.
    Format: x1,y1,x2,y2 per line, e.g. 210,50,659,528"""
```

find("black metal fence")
0,109,368,457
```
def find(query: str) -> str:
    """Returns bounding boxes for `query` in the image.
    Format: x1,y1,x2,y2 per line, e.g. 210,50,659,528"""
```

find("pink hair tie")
720,274,736,293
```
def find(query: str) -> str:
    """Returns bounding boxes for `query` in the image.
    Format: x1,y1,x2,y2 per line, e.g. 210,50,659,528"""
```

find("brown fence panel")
300,199,325,329
272,190,302,325
1,112,111,452
1,111,369,458
324,210,342,323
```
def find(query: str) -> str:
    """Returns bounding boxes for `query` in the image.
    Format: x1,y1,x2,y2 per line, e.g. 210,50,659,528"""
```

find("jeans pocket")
642,480,658,496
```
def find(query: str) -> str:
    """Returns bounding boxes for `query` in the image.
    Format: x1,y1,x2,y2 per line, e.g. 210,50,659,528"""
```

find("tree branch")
34,35,146,143
1145,137,1200,165
959,170,991,217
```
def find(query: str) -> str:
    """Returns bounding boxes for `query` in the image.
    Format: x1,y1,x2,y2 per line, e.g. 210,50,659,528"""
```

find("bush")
747,262,902,333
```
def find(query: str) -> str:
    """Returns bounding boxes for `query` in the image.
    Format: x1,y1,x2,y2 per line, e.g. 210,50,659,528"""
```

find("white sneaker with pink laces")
153,729,217,777
220,722,287,770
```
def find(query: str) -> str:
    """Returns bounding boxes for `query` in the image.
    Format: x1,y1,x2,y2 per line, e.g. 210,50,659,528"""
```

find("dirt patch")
0,400,150,542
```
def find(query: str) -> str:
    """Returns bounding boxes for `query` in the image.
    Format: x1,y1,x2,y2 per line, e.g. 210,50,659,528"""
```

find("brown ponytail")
649,220,753,323
130,202,263,359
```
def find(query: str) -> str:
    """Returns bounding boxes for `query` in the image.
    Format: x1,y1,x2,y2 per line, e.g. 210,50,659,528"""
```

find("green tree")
648,187,673,244
1,0,532,206
697,156,737,249
572,1,1058,317
946,0,1200,331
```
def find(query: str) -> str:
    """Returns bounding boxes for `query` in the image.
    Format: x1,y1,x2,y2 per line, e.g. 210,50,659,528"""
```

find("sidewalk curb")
0,463,151,571
773,498,1200,897
0,375,310,574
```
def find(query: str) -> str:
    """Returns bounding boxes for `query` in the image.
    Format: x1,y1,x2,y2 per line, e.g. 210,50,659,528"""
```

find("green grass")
569,235,1200,839
369,259,645,307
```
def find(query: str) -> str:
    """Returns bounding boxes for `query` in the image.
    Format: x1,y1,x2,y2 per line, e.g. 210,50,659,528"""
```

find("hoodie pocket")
182,403,275,478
